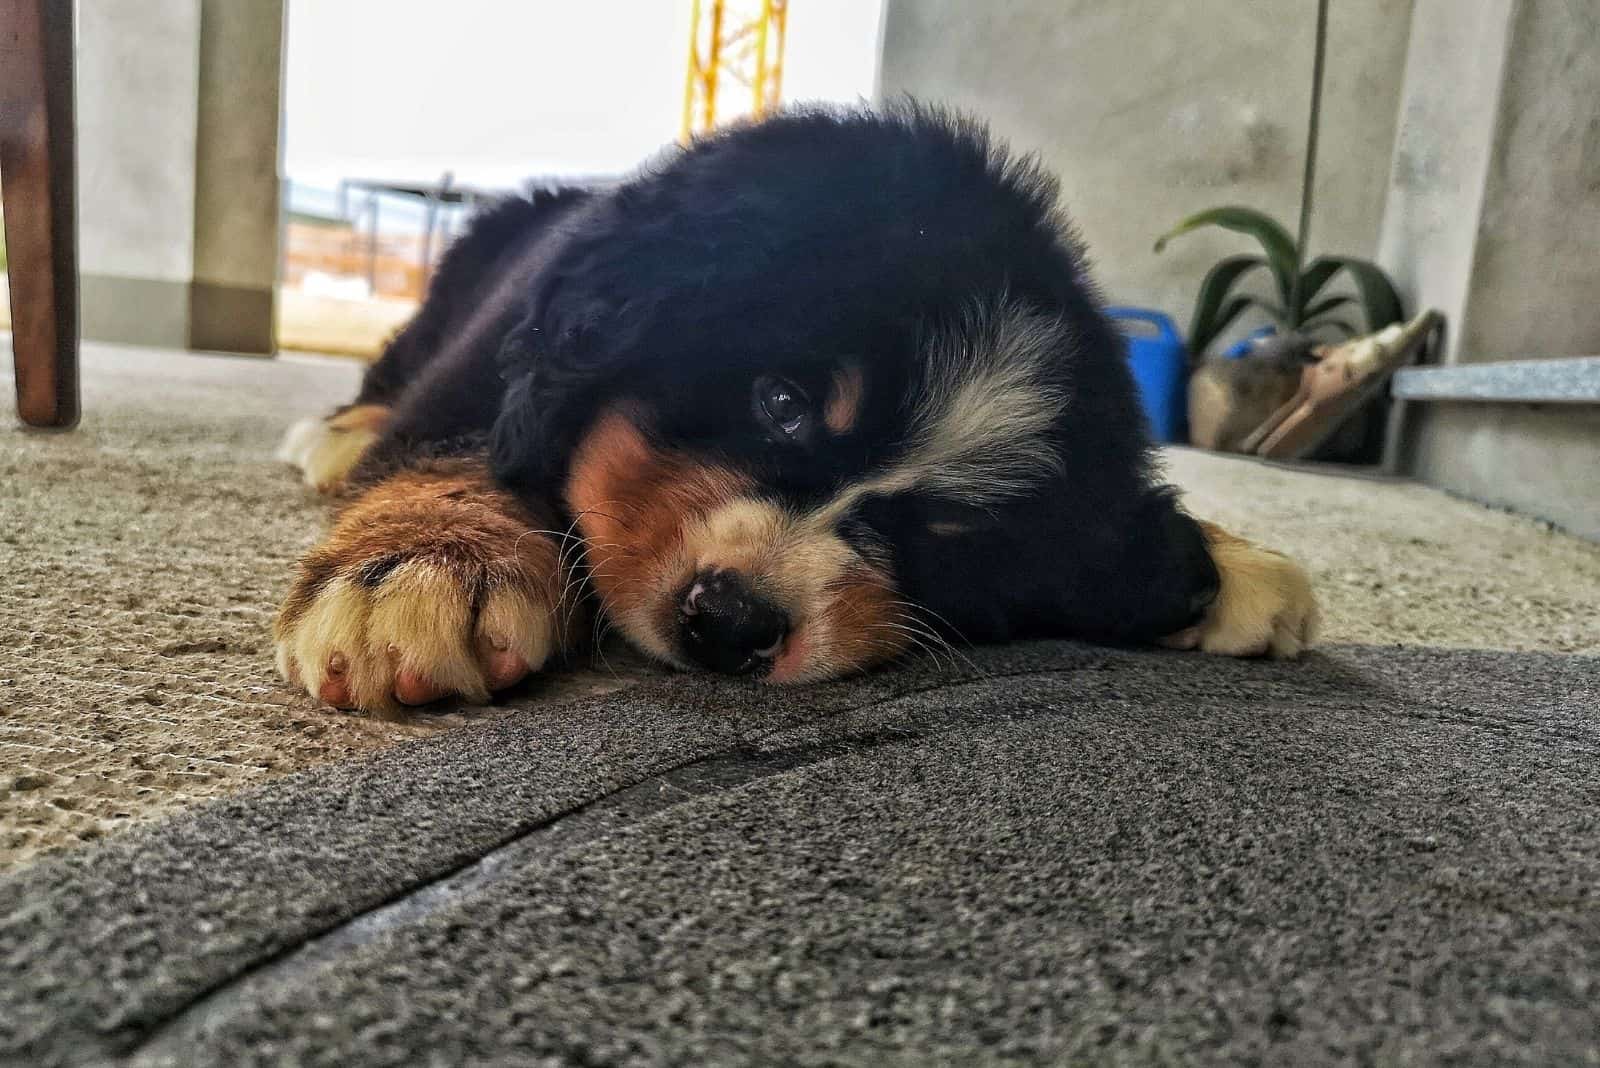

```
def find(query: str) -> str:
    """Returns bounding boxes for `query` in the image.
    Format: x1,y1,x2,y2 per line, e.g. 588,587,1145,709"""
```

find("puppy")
275,105,1318,714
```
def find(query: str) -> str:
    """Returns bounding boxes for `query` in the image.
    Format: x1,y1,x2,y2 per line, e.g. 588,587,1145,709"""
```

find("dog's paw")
1161,522,1320,659
274,464,567,714
276,563,555,714
277,404,389,494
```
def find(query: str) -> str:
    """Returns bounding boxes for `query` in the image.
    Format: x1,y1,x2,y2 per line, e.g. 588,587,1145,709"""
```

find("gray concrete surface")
878,0,1415,334
1165,447,1600,652
3,641,1597,1066
3,341,1598,874
1394,357,1600,404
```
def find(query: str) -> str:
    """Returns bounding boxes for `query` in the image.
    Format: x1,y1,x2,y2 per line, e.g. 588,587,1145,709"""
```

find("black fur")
350,187,594,461
348,104,1218,653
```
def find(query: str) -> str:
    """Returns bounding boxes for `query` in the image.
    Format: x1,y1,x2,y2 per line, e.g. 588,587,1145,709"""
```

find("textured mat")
0,345,396,865
0,344,637,868
3,641,1597,1067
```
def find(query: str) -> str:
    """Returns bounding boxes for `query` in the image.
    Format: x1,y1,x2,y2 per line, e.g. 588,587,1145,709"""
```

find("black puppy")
276,104,1317,713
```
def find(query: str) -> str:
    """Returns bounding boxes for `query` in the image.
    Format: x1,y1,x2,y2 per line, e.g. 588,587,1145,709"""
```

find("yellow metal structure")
681,0,789,141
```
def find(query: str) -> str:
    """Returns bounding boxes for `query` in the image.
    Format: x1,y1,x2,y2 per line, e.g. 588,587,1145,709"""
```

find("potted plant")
1154,205,1403,358
1155,0,1418,463
1154,0,1403,357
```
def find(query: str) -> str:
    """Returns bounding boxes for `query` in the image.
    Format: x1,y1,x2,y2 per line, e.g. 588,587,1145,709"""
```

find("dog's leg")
277,403,390,493
274,456,575,715
1161,521,1320,658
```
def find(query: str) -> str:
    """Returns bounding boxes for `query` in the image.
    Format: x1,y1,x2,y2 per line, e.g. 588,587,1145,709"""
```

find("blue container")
1106,306,1188,443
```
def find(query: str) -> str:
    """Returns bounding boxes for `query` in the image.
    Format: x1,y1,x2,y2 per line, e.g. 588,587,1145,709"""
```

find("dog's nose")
678,570,787,675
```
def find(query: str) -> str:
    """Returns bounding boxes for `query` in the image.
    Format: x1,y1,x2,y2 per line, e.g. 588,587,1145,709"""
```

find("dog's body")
276,106,1318,714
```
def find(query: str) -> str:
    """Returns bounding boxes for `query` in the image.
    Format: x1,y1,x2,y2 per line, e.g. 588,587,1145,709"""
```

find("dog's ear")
489,270,648,494
489,362,547,493
490,306,601,494
486,188,625,493
490,188,702,494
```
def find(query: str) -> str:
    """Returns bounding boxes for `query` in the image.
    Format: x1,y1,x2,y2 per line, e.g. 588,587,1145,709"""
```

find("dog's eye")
754,376,811,437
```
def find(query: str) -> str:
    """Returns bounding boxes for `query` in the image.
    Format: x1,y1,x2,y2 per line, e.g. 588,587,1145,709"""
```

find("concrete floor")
1165,449,1600,655
3,341,1598,870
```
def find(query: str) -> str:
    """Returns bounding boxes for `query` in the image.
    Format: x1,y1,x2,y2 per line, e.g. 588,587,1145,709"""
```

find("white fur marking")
814,299,1068,526
277,411,386,492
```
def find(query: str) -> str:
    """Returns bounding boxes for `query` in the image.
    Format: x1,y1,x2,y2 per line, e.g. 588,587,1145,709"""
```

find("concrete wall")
878,0,1414,339
76,0,282,353
1459,0,1600,361
1375,1,1514,366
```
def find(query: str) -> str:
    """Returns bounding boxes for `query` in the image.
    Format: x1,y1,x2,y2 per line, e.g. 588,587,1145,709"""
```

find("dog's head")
492,106,1194,681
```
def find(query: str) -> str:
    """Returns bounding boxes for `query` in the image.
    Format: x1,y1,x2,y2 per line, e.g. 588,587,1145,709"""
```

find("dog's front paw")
1162,522,1320,659
274,463,568,714
277,404,389,493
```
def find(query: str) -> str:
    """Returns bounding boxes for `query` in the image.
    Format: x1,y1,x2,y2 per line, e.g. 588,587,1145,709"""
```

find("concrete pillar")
1378,0,1600,539
76,0,283,354
1375,0,1516,366
190,0,286,354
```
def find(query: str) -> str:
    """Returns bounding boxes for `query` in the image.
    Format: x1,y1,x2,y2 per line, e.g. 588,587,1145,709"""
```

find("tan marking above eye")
823,364,866,434
926,521,977,537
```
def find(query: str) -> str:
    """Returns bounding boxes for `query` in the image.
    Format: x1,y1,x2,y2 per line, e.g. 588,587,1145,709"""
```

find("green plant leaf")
1306,255,1404,331
1296,257,1343,310
1302,294,1356,320
1154,206,1299,307
1188,254,1265,355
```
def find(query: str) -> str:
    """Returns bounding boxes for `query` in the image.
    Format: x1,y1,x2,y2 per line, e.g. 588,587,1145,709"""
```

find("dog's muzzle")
677,569,788,675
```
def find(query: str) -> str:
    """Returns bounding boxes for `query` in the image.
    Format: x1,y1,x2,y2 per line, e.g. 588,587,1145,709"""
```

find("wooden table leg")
0,0,79,428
